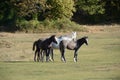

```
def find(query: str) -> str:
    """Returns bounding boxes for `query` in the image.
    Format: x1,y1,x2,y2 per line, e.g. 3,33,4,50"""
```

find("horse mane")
42,35,56,45
79,36,88,40
76,36,88,43
83,36,88,39
50,35,56,39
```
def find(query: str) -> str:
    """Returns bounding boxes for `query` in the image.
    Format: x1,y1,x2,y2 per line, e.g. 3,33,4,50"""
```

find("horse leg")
37,49,41,62
51,49,54,61
45,49,50,62
39,50,42,61
37,51,39,62
61,50,66,62
49,48,54,61
60,47,66,62
34,50,37,62
59,42,66,62
46,49,48,62
41,50,44,62
74,50,78,62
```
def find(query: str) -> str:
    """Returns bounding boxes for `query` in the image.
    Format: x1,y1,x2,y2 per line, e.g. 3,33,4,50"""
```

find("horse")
59,36,88,62
33,35,57,62
33,32,77,62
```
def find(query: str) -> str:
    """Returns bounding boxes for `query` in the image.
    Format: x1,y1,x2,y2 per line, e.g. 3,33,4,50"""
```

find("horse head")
51,35,58,44
83,36,88,45
72,32,76,41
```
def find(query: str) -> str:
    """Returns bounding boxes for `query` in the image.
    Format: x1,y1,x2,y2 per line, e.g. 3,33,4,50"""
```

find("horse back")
60,40,76,50
67,41,76,50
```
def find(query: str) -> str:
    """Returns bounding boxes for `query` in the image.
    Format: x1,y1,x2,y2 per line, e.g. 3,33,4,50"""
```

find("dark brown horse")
59,36,88,62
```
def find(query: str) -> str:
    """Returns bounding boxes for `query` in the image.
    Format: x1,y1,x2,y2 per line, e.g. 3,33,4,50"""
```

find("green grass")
0,26,120,80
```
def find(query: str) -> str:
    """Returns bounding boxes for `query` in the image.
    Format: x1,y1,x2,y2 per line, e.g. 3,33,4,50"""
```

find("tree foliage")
75,0,105,15
11,0,44,20
0,0,14,24
0,0,120,31
45,0,75,19
104,0,120,21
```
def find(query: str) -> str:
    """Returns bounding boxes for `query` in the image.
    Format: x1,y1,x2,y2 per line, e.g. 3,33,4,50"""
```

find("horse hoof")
61,58,66,63
64,61,66,63
74,58,77,62
49,58,54,62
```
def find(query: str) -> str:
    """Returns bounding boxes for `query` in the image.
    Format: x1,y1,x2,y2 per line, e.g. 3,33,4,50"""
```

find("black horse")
33,35,57,62
59,36,88,62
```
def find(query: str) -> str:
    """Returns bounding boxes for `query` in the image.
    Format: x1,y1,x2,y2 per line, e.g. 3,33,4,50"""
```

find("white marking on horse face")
86,38,88,44
55,37,58,43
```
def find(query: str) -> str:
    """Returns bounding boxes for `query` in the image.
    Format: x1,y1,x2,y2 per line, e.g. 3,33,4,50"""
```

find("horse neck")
77,38,85,47
46,37,53,45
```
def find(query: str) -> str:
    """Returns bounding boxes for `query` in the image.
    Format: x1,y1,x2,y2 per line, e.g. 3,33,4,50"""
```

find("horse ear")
72,31,76,34
74,32,76,34
52,35,56,37
85,36,88,38
83,36,88,39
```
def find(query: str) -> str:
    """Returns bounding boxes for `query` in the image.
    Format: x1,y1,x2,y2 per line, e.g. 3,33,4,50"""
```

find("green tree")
0,0,15,24
11,0,45,20
75,0,105,15
104,0,120,21
45,0,75,19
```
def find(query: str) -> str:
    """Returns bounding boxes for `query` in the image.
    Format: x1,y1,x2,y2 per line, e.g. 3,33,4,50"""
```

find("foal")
33,35,57,62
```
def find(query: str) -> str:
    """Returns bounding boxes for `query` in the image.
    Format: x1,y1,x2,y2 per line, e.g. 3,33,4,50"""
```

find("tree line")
0,0,120,32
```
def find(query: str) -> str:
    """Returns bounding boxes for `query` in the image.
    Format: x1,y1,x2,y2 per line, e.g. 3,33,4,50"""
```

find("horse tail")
33,41,36,51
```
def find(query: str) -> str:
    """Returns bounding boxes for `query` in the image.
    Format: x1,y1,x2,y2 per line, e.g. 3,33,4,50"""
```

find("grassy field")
0,25,120,80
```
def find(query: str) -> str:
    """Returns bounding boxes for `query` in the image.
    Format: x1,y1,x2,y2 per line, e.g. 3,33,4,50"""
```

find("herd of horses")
32,32,88,62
